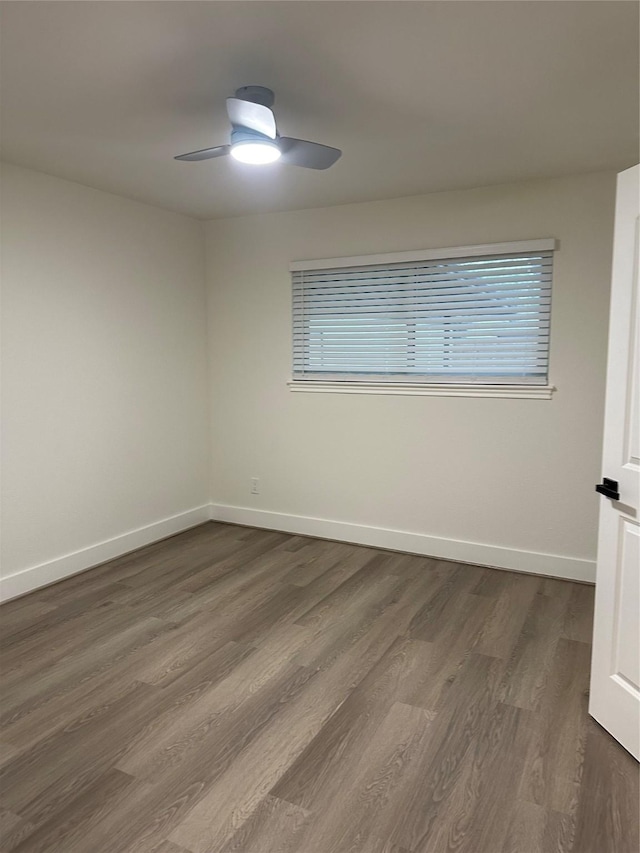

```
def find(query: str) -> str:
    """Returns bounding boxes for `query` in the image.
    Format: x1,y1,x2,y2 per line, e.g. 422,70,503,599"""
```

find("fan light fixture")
230,140,281,165
175,86,341,170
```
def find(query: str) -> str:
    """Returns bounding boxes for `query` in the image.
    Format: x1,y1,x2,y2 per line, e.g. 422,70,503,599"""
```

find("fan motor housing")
234,86,275,107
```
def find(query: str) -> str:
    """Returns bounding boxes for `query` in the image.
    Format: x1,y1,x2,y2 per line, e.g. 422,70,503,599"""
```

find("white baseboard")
0,501,595,603
209,503,596,583
0,505,212,602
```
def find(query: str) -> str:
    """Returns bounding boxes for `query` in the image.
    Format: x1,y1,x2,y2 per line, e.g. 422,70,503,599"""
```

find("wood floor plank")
291,551,396,614
572,722,639,853
498,586,572,711
272,635,434,811
518,637,591,816
219,794,310,853
158,550,302,627
0,811,38,853
562,583,595,644
225,583,309,645
0,740,20,769
132,612,229,687
290,701,436,853
1,681,158,815
166,604,420,852
44,771,190,853
1,659,150,751
407,590,496,710
140,843,193,853
1,522,635,853
121,531,289,598
278,541,361,587
70,664,318,851
1,616,171,727
294,552,395,628
280,535,314,552
0,600,61,645
292,572,409,670
386,652,506,851
1,591,136,686
121,657,315,787
414,702,533,853
114,633,310,780
141,843,194,853
175,531,291,594
8,768,135,853
1,579,127,653
0,808,24,841
382,552,441,580
405,562,475,642
1,622,240,750
474,572,541,659
501,801,573,853
359,840,411,853
469,564,509,597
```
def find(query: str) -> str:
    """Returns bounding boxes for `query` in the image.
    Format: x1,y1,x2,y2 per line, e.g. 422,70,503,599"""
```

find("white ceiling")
1,1,638,220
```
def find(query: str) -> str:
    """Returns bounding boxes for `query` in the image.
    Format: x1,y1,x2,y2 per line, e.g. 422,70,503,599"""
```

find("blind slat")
297,357,548,366
293,290,550,307
293,327,550,338
292,257,554,282
294,269,553,287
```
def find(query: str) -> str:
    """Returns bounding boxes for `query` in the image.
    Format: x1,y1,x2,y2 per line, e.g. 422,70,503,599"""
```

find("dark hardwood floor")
0,522,637,853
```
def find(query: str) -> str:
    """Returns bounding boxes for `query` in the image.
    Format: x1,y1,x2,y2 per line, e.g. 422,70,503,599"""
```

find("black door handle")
595,478,620,501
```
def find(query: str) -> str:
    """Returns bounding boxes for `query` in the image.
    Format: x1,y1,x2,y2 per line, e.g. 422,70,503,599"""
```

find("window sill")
288,381,556,399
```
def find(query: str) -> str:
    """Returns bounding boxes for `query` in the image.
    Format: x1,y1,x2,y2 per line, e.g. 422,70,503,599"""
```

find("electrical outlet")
250,477,260,495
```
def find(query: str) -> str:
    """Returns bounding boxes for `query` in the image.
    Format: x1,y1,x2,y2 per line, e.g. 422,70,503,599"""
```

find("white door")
590,164,640,760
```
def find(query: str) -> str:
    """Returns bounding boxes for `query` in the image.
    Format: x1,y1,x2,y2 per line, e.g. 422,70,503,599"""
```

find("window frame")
289,239,556,399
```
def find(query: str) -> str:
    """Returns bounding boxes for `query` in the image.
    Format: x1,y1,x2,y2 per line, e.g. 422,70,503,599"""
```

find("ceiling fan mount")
175,85,341,170
233,85,275,108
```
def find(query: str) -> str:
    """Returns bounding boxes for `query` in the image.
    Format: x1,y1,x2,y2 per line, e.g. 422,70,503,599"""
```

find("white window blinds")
291,240,554,385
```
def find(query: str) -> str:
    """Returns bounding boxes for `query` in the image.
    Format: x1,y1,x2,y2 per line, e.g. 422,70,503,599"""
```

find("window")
291,239,555,396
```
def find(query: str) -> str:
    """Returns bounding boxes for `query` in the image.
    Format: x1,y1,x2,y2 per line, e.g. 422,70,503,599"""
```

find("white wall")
1,164,210,598
205,173,616,582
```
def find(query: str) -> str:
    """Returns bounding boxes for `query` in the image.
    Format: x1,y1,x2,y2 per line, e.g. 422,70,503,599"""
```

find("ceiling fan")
174,86,342,170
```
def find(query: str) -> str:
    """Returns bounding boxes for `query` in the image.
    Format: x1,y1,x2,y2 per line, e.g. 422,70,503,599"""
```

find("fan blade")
278,138,341,170
174,145,230,162
226,98,276,139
